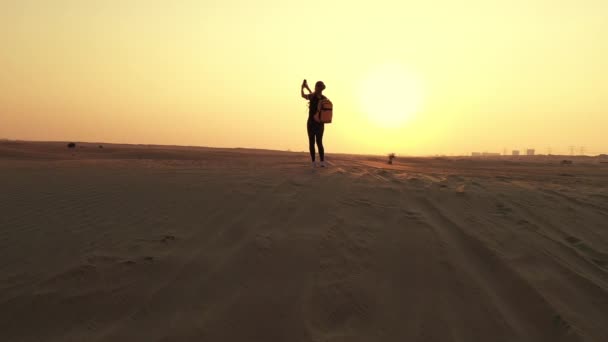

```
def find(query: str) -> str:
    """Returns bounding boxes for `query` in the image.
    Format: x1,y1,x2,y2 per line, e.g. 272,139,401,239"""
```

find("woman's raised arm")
301,79,311,99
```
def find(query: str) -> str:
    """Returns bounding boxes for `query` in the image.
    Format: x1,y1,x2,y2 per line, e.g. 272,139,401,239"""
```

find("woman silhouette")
301,79,327,167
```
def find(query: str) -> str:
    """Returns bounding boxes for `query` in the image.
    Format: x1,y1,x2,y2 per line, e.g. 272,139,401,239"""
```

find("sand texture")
1,141,608,342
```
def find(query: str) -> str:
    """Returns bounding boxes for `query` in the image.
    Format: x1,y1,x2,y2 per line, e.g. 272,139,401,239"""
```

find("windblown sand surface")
1,141,608,342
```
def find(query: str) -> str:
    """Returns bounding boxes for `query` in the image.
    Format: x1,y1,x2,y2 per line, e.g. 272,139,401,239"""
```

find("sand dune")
1,141,607,341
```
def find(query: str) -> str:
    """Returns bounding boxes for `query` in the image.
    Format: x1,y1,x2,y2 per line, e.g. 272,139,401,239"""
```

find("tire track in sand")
415,197,582,342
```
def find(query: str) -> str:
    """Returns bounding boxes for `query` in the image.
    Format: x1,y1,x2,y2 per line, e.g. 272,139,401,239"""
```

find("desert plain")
1,141,607,342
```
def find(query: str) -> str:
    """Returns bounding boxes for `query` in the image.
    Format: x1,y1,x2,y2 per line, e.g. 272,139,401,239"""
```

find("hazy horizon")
2,1,607,156
1,137,605,158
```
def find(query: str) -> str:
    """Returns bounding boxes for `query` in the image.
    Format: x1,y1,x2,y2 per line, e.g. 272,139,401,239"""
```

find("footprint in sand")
564,236,608,268
402,209,423,221
160,235,176,244
495,202,513,215
254,234,273,251
135,234,178,245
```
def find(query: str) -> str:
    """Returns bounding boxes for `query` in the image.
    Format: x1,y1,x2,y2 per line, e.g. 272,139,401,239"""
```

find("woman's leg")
307,123,316,161
316,124,325,162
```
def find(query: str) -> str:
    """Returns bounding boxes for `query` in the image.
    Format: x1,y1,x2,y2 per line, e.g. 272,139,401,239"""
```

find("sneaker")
311,161,317,168
320,161,327,167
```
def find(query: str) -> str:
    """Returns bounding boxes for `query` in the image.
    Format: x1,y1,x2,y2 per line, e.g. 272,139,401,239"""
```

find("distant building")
482,152,501,156
512,150,520,156
472,152,481,157
526,149,535,156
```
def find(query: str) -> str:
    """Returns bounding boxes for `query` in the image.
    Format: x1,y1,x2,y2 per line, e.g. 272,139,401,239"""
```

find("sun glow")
359,64,424,128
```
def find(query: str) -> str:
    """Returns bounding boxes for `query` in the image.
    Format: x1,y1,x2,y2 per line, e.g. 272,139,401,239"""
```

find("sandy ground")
1,141,608,342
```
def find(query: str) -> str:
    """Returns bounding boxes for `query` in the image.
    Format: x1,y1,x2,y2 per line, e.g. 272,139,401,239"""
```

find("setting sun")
359,64,424,128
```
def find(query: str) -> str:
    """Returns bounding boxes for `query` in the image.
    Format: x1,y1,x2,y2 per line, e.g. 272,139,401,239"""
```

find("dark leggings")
307,122,324,162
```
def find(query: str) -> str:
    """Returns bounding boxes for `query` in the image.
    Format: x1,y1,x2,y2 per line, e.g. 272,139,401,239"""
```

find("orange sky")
1,0,607,155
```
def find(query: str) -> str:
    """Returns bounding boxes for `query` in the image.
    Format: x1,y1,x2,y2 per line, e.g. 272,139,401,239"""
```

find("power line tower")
503,147,507,156
580,146,586,156
569,146,575,156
